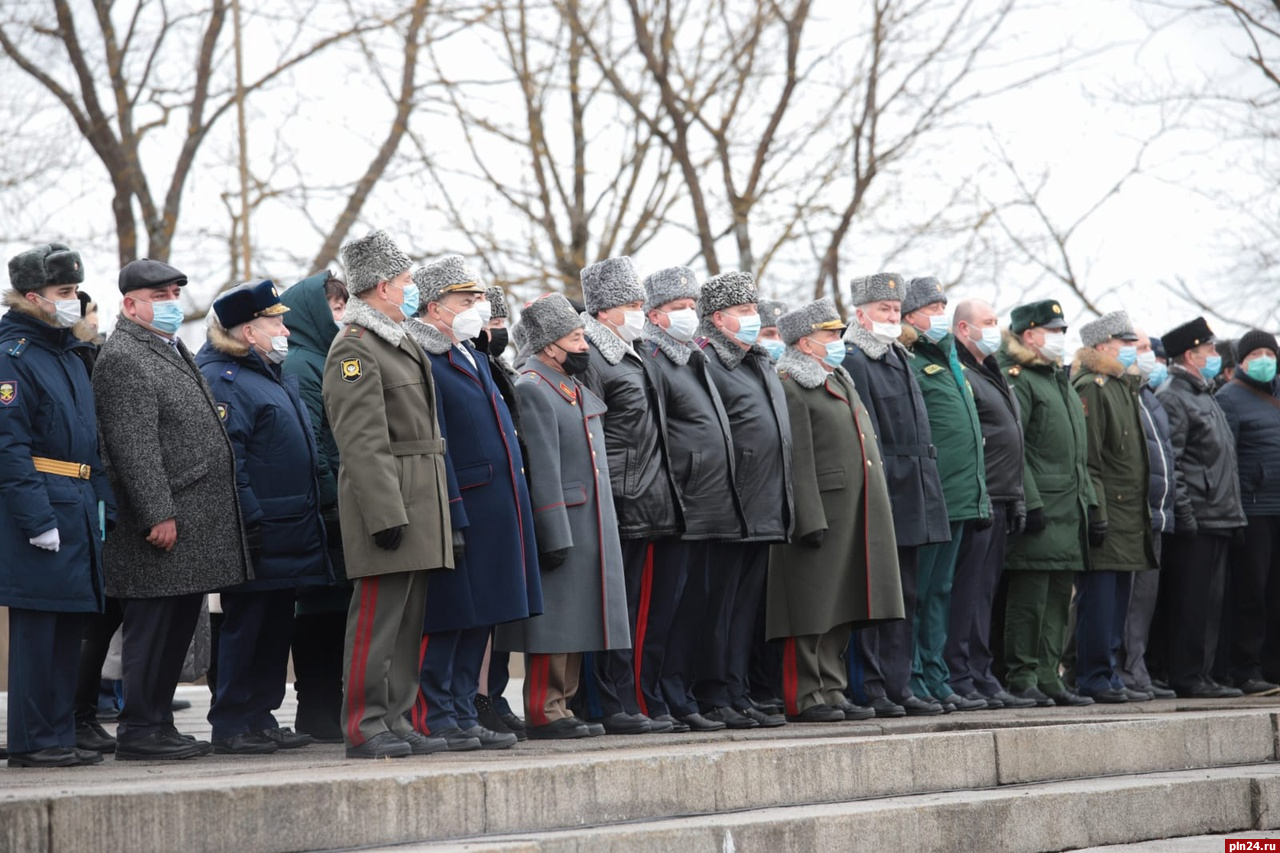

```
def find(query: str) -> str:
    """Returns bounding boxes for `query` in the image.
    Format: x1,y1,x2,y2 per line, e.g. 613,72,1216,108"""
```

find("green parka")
903,327,990,523
1070,347,1157,572
997,333,1094,572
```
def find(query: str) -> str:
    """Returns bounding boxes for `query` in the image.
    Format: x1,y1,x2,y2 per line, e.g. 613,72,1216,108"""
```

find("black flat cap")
119,258,188,294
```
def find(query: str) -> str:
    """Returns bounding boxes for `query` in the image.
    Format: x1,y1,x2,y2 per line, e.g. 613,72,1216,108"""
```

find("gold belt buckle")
78,463,91,479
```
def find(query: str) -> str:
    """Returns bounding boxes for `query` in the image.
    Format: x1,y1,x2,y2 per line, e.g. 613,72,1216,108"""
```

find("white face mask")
474,300,493,326
35,293,82,328
614,309,645,343
1038,330,1066,361
662,307,699,342
265,335,289,364
1135,349,1157,376
870,321,901,344
449,305,485,341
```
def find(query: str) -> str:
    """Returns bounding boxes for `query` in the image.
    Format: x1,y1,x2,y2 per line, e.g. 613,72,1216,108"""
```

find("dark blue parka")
405,319,543,632
1138,385,1177,534
196,322,329,592
1216,376,1280,516
0,294,115,612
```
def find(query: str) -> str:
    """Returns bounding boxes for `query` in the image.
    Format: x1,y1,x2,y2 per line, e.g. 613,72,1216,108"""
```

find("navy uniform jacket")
0,296,115,612
405,320,543,632
196,325,330,592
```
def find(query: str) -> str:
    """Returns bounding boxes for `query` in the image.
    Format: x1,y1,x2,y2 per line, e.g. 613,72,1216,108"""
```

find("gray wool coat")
496,357,630,655
93,317,250,597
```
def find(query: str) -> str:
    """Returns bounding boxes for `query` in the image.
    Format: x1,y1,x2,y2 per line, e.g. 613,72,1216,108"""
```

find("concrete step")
391,764,1280,853
1,706,1277,852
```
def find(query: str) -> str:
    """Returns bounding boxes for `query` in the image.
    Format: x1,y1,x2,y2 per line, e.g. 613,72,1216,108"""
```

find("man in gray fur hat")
757,299,788,361
638,266,745,732
692,271,795,728
323,229,454,759
575,256,679,734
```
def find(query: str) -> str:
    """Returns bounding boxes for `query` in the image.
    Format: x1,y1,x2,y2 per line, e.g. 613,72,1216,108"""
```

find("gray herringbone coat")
93,317,250,597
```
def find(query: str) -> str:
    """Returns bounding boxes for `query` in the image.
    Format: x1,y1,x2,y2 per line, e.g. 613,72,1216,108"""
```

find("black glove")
800,529,825,549
1229,526,1247,548
322,506,343,549
539,548,569,570
452,528,466,563
973,514,994,532
373,524,406,551
1087,507,1107,547
1175,515,1198,539
1006,502,1027,537
1024,507,1047,535
245,523,263,556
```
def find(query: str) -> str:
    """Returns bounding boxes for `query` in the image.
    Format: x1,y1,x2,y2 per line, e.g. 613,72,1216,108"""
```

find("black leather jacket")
957,342,1025,505
1157,365,1246,534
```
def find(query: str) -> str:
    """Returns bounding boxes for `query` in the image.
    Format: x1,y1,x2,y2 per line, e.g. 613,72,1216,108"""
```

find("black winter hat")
1236,329,1280,361
1161,316,1214,359
9,242,85,292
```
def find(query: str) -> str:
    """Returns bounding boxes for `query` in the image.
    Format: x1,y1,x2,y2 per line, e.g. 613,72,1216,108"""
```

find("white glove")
30,528,60,553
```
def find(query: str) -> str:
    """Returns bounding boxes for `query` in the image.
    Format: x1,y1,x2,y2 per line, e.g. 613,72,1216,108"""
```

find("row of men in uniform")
4,228,1276,767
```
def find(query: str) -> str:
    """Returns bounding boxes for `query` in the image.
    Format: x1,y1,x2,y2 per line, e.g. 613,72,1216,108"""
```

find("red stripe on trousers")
345,576,380,745
527,654,550,726
782,636,800,716
412,633,431,734
632,543,656,716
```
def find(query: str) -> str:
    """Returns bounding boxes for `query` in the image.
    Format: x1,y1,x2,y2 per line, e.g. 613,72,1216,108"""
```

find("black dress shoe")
568,717,607,736
1043,688,1095,707
171,698,192,712
1177,682,1243,699
900,696,944,716
1079,687,1129,704
751,697,785,716
653,714,690,733
598,712,652,735
476,694,526,741
703,707,759,729
939,693,987,712
1009,686,1055,707
643,714,676,733
835,700,875,721
213,732,279,755
499,712,527,735
161,725,198,742
990,689,1036,708
73,747,105,765
462,725,518,750
785,704,845,723
345,731,411,759
738,706,787,727
526,718,591,740
400,731,447,755
434,726,483,751
1145,684,1177,699
8,747,82,768
1123,687,1153,702
117,731,213,760
868,696,906,718
260,727,313,749
1237,678,1280,696
679,712,727,732
76,720,117,753
970,691,1003,709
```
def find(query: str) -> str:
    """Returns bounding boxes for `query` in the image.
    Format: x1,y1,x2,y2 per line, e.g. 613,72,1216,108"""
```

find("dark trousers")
486,650,515,716
660,541,709,717
1074,570,1133,694
1120,535,1162,689
117,593,203,742
292,610,348,738
589,538,652,718
1218,515,1280,683
637,539,692,718
748,592,783,703
1003,570,1073,693
854,544,920,703
946,506,1009,697
1160,532,1228,692
912,522,966,701
207,589,296,741
413,624,491,732
75,596,123,722
7,609,87,753
694,542,769,711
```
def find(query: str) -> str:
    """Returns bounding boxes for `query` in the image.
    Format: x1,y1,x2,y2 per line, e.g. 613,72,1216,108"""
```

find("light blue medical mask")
974,326,1002,357
1117,345,1137,369
761,338,786,361
731,313,761,346
821,338,846,368
1200,354,1222,381
396,282,420,318
1147,363,1169,390
923,314,950,343
146,299,185,335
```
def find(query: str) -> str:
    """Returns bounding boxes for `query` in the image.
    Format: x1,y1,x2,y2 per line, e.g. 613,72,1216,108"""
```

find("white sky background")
0,0,1270,348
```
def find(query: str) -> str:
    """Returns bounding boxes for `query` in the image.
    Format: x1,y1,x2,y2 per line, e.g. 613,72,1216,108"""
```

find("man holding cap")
403,255,538,752
196,280,331,754
997,299,1094,707
1069,310,1156,703
1158,316,1246,698
1,243,116,767
94,258,250,760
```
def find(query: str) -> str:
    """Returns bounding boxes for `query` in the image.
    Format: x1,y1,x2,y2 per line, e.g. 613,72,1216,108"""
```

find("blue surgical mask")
923,314,950,343
1200,354,1223,381
974,326,1002,357
1147,362,1169,390
146,299,185,335
1245,355,1277,384
821,339,846,368
1117,345,1137,368
397,282,420,318
761,338,786,361
731,313,761,346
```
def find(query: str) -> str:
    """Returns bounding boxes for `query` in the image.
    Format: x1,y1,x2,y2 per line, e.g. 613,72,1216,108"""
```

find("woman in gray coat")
497,294,629,740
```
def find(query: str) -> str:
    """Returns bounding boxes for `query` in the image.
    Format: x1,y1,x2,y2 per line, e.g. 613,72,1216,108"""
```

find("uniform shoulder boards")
6,337,30,358
1094,375,1108,386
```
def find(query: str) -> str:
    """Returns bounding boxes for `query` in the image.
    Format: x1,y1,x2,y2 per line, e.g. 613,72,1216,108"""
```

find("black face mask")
561,349,591,376
488,327,509,355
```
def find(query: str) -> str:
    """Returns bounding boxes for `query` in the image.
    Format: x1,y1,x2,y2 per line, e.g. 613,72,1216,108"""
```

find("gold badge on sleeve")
341,358,362,382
